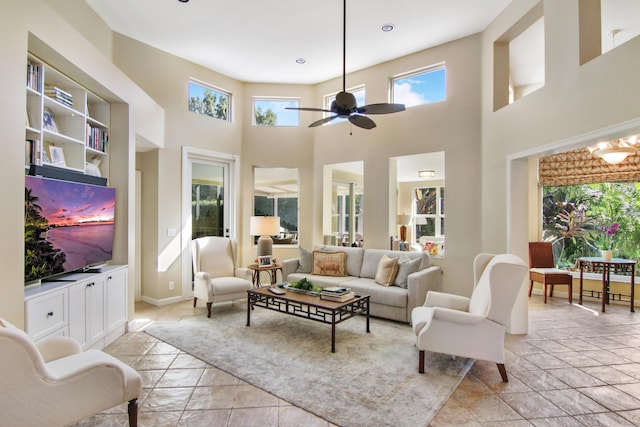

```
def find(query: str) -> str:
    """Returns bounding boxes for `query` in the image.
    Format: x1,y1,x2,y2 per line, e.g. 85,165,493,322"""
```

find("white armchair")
411,253,528,382
0,318,141,427
192,236,253,318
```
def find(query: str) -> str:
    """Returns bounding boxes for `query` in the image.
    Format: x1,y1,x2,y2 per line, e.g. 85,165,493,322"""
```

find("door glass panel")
192,163,225,238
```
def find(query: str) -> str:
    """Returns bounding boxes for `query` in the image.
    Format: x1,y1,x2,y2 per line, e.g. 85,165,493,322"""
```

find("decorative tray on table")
283,278,322,296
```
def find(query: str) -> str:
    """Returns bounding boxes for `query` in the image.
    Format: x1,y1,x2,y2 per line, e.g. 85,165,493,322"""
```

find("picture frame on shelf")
42,107,58,133
49,146,66,167
258,255,272,267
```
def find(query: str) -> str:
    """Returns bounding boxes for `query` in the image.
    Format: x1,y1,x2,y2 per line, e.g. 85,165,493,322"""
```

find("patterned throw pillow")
393,255,422,288
311,250,347,276
374,255,399,286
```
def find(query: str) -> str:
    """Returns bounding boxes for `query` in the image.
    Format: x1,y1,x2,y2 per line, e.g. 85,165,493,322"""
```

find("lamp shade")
397,214,411,225
250,216,280,236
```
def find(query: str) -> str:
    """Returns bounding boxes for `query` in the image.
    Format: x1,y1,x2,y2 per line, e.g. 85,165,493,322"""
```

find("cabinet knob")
107,276,112,280
86,282,95,287
47,311,53,317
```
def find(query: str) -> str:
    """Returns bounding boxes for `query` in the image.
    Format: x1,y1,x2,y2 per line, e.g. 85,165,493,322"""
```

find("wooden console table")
578,257,636,313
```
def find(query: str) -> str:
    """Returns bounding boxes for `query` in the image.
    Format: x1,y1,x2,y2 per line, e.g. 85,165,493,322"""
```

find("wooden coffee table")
246,287,370,353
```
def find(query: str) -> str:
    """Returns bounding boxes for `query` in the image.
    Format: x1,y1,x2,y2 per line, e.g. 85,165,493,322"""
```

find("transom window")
253,98,299,126
188,80,230,121
392,65,446,107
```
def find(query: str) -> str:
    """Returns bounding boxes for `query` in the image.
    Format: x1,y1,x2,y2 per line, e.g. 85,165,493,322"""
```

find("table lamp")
250,216,280,258
397,214,411,242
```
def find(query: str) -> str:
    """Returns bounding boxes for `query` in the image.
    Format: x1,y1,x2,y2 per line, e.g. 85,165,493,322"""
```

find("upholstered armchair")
192,236,253,318
0,318,141,427
411,253,528,382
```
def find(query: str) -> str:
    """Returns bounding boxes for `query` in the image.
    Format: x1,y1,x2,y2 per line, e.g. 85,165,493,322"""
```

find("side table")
578,257,636,313
248,263,282,287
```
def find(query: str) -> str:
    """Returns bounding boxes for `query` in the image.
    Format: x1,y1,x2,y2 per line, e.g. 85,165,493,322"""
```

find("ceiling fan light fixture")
381,24,395,32
418,169,436,178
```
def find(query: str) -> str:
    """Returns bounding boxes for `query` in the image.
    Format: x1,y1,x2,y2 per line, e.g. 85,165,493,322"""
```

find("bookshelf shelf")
25,54,111,181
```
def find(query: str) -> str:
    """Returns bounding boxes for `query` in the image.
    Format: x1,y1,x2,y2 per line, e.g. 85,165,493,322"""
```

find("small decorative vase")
601,250,613,261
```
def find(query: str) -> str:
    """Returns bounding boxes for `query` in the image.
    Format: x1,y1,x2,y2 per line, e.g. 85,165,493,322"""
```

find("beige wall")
0,0,163,327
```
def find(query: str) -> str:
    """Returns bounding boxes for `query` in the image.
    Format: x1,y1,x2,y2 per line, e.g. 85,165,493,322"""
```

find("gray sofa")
281,245,442,323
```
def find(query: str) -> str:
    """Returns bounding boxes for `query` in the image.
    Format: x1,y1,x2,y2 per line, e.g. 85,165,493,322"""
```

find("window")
324,87,365,124
254,168,299,246
392,65,446,107
188,80,230,121
253,98,299,126
413,187,445,242
542,183,640,270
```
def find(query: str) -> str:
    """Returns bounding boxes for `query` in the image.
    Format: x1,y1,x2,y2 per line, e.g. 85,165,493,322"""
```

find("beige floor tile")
178,409,231,427
227,407,279,427
539,389,607,415
499,391,566,418
277,405,329,427
577,385,640,411
455,394,523,423
573,411,636,426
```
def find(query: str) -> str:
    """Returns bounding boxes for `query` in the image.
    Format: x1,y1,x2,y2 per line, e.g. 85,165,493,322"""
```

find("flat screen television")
25,175,116,284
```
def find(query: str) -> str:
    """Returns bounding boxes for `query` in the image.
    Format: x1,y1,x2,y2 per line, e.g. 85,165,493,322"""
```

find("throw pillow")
311,250,347,276
374,255,399,286
296,247,313,273
393,255,422,288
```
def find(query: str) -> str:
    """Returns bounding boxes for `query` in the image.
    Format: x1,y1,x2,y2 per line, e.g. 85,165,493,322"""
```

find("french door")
182,147,238,299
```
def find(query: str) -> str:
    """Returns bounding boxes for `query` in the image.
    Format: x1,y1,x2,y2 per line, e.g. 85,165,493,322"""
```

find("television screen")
25,175,116,283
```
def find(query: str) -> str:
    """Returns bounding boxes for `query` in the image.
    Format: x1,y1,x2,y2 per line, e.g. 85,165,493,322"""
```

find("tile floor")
73,295,640,426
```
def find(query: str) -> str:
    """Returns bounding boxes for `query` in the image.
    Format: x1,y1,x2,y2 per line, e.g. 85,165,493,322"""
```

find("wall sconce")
588,135,638,165
418,169,436,178
250,216,280,257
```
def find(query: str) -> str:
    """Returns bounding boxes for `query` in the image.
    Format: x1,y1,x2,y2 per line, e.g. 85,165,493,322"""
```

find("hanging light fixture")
418,169,436,178
588,135,639,165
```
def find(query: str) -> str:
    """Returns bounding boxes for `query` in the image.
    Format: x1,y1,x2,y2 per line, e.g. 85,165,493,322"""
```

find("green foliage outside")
255,107,277,126
189,89,228,120
24,188,66,282
542,183,640,271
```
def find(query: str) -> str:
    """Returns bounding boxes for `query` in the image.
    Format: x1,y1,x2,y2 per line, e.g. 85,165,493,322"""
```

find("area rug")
144,305,473,427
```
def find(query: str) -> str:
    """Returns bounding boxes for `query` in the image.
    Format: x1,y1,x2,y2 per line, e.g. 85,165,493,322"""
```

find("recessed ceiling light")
178,0,189,2
381,24,394,32
295,58,306,64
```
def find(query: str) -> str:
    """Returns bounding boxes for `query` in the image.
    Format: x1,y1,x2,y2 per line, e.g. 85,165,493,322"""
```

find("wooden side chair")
528,242,573,303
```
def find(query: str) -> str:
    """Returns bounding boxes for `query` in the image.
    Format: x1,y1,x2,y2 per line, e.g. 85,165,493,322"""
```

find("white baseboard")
140,294,186,307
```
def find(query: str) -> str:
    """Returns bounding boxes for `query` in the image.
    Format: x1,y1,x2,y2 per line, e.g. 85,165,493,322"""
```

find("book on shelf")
26,62,42,92
320,291,355,302
44,85,73,108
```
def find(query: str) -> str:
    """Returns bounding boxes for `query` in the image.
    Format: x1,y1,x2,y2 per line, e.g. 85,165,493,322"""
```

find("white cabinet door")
68,276,106,349
106,267,128,332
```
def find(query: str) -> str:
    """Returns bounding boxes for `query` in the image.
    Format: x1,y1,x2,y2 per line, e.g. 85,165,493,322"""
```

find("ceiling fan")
287,0,405,130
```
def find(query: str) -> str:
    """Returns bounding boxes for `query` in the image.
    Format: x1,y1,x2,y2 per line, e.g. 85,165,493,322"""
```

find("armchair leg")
497,363,508,382
528,280,533,297
419,350,425,373
193,297,197,308
128,398,138,427
206,302,212,318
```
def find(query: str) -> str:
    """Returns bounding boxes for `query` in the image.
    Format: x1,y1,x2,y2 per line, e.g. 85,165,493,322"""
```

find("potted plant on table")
599,223,618,261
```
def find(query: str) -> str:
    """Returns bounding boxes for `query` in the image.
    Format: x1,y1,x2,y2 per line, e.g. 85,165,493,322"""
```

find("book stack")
320,286,355,302
44,86,73,108
26,62,42,92
86,124,109,152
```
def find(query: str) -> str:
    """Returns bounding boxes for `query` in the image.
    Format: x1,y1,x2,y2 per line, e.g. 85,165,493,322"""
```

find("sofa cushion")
394,255,422,288
296,247,313,273
314,245,365,277
360,249,428,279
311,250,346,276
374,255,399,286
346,278,408,308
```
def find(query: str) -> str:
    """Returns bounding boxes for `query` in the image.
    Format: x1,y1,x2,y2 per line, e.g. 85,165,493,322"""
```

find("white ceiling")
85,0,512,85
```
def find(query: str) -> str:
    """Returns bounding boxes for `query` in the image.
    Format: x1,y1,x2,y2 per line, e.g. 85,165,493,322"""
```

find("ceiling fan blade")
286,107,333,113
349,114,376,130
309,115,339,128
357,103,406,115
